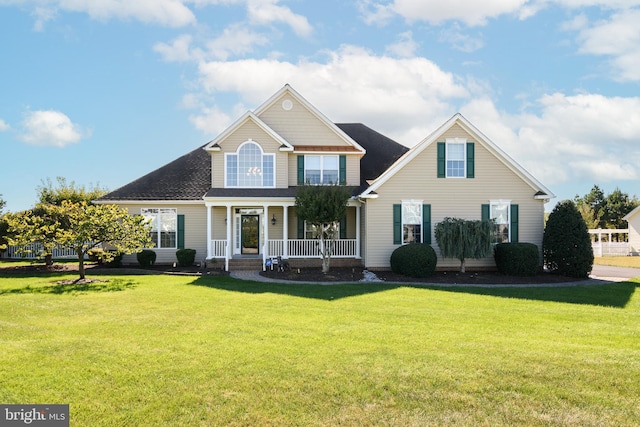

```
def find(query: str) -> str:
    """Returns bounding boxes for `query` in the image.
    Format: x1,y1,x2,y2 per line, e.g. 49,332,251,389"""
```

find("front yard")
0,269,639,426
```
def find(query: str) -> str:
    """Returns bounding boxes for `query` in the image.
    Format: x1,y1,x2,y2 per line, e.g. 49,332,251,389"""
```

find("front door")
241,215,259,254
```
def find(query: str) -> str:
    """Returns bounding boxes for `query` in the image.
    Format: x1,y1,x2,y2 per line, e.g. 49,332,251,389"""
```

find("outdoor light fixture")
271,214,277,225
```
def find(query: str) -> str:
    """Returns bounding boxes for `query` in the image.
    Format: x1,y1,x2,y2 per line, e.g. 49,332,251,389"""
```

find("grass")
0,271,639,426
594,256,640,268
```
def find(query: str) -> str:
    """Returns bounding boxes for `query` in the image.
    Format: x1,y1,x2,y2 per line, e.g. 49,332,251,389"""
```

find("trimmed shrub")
176,249,196,267
543,200,594,278
105,252,123,268
494,243,539,276
390,243,437,278
137,249,157,268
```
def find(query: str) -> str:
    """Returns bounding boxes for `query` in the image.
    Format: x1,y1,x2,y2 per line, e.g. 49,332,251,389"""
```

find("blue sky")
1,0,639,213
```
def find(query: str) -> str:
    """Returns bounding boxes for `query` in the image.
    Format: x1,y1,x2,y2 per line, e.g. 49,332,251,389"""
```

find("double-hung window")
437,138,474,179
490,201,510,244
402,200,422,244
142,208,177,248
482,200,519,244
305,155,339,184
226,141,275,187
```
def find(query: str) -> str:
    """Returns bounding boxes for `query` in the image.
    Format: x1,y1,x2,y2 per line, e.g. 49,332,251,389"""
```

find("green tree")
543,200,593,278
295,184,351,274
434,217,493,273
574,185,605,228
0,194,7,253
4,205,62,265
37,176,108,206
7,201,153,280
603,188,639,230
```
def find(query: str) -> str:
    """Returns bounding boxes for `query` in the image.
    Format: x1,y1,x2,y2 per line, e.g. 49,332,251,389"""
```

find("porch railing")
267,239,357,258
209,240,228,258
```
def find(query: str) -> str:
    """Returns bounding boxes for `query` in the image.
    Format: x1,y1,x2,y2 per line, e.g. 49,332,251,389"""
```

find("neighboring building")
623,206,640,255
96,85,554,270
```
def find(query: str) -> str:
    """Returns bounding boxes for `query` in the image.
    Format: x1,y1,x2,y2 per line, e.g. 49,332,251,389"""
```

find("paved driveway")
591,265,640,281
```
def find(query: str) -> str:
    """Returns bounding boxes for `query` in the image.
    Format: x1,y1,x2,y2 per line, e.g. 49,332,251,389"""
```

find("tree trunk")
460,258,466,273
45,253,53,266
321,255,331,274
77,248,85,280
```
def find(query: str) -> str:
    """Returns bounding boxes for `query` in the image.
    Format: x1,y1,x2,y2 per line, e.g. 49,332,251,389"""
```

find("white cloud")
205,23,270,60
461,92,640,186
154,34,200,62
194,45,469,144
385,31,419,58
246,0,312,37
0,0,196,28
438,24,484,52
0,119,9,131
362,0,529,26
570,9,640,81
19,110,88,147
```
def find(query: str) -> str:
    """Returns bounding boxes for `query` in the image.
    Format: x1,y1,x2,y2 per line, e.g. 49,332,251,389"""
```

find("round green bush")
390,243,437,278
176,249,196,267
494,243,539,276
137,249,157,268
543,200,593,278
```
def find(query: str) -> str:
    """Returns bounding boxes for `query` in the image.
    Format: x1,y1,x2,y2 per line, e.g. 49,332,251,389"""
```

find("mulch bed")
260,267,580,284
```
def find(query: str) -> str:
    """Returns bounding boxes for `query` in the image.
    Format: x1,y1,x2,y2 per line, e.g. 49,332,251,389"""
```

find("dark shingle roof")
97,143,211,201
336,123,409,187
99,123,407,201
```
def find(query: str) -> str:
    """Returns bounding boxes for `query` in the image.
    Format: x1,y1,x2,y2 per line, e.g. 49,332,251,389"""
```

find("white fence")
4,243,85,259
589,228,629,257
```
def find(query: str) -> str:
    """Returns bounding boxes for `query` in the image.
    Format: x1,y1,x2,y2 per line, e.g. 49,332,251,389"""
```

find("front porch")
204,200,362,271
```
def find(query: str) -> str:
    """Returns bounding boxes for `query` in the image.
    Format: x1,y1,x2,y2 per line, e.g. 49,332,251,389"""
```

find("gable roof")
623,205,640,221
96,143,211,202
203,111,294,152
254,84,366,154
96,122,405,202
359,113,555,200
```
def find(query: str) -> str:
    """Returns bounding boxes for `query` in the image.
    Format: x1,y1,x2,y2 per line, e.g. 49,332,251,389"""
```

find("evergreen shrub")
494,243,539,276
390,243,437,278
176,249,196,267
137,249,157,268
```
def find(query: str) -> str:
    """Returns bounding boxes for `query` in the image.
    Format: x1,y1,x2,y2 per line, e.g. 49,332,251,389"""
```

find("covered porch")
204,197,362,271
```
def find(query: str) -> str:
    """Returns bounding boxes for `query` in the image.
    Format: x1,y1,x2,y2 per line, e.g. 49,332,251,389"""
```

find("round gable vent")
282,99,293,111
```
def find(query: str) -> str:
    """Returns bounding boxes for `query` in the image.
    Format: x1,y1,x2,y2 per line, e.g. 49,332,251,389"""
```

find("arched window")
226,141,275,187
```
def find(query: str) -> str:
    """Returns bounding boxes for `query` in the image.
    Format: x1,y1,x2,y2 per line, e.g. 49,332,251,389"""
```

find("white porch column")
283,205,289,258
225,205,231,271
206,203,212,259
355,204,361,259
263,205,269,271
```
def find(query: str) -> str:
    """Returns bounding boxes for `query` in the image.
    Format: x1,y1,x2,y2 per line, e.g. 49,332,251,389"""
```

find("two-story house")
97,84,554,271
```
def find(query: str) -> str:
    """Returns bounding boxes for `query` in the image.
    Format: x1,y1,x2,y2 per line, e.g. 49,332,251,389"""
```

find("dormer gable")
204,111,293,153
254,84,366,155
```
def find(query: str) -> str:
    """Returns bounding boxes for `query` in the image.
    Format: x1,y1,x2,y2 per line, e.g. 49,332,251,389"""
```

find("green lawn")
0,271,639,426
594,256,640,269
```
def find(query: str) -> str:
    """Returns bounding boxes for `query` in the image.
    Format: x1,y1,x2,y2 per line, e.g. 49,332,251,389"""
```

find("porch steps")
228,258,264,271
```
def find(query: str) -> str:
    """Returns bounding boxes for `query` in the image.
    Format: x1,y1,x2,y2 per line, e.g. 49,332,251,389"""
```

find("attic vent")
282,99,293,111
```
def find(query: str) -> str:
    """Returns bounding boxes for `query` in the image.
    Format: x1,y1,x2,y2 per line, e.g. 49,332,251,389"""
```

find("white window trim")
224,140,276,188
304,155,339,185
489,199,511,243
141,208,178,249
445,137,467,179
401,199,423,244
